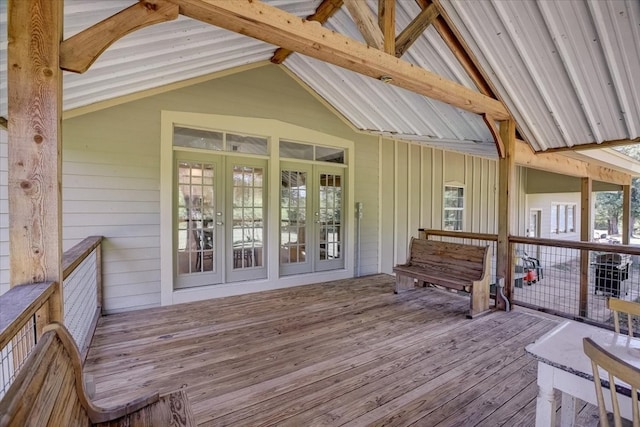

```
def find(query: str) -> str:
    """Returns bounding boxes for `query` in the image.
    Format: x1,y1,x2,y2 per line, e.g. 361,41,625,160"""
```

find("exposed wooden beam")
482,113,505,158
514,139,632,185
395,3,439,57
535,137,640,154
8,0,63,321
344,0,384,49
60,0,178,73
496,119,516,309
378,0,396,55
419,0,494,97
176,0,510,120
0,116,7,130
271,0,344,64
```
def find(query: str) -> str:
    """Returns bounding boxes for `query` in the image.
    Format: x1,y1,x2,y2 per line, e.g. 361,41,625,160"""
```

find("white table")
526,320,640,427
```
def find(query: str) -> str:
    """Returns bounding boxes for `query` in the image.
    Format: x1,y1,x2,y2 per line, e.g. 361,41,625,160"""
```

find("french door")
175,152,267,288
280,162,345,275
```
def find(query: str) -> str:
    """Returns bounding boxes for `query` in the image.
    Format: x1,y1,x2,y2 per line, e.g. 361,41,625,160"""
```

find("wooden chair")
583,337,640,427
0,322,196,427
609,298,640,336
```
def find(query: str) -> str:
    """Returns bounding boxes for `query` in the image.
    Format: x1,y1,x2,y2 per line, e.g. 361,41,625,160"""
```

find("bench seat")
393,238,491,318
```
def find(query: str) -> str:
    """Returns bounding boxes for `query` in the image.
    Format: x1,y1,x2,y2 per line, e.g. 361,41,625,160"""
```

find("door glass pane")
177,161,216,274
319,173,342,261
232,166,264,269
281,170,307,264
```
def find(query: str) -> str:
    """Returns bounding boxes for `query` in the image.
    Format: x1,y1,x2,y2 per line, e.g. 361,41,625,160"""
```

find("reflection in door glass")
232,166,264,269
281,171,307,264
319,173,342,261
177,161,215,274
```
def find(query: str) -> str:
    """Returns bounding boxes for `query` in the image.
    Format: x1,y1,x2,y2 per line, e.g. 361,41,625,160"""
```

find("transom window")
280,140,345,164
443,186,464,231
173,126,268,155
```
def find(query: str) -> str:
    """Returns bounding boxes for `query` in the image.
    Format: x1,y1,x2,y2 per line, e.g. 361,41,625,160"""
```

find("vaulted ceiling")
0,0,638,159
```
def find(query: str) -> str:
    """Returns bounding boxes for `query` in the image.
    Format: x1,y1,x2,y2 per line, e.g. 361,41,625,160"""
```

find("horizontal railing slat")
0,281,56,349
62,236,103,279
509,236,640,255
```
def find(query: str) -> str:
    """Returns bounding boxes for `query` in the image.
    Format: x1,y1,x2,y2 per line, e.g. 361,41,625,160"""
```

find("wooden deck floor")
85,275,600,426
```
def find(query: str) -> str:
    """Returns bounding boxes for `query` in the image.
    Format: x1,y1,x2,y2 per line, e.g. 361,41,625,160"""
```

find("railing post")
623,184,631,246
497,120,516,309
579,177,592,317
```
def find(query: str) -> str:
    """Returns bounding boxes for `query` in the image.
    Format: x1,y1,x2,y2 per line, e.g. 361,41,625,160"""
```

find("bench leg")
468,280,491,318
394,274,415,293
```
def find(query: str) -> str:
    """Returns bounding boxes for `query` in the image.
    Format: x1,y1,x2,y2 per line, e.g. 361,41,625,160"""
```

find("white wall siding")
0,129,7,296
353,137,380,276
64,64,380,313
526,192,582,241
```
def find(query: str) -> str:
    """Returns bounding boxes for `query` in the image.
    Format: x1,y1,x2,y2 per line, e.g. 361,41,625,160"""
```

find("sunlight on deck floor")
85,274,601,426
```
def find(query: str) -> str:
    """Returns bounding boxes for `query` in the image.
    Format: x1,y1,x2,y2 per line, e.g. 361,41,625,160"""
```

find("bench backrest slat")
408,238,488,281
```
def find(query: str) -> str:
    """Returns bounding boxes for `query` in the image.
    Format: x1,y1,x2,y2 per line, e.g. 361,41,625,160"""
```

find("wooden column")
623,184,631,245
579,177,592,318
7,0,64,322
496,120,516,309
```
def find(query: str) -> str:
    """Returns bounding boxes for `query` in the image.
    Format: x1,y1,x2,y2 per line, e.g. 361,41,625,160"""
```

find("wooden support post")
623,184,631,245
7,0,64,322
579,177,592,318
496,120,516,310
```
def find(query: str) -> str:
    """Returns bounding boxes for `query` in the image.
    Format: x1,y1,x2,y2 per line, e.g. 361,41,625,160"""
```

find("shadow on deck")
85,274,600,426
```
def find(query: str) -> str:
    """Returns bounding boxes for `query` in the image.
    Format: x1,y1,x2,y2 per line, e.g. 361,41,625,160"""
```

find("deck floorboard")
85,274,600,426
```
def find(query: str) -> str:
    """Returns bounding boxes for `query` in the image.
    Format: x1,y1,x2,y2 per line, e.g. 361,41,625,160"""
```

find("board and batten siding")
62,64,379,313
378,140,524,273
0,129,8,296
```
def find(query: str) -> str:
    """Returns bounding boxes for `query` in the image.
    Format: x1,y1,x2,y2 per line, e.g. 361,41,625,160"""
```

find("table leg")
560,392,577,427
535,362,557,427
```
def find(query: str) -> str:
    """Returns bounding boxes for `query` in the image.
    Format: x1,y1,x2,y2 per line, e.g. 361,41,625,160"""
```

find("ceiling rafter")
59,0,178,73
343,0,384,49
378,0,396,55
395,3,439,57
271,0,343,65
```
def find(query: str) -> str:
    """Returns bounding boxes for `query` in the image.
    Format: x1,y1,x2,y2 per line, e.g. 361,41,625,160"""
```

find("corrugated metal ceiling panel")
440,0,640,151
285,1,495,157
0,0,320,113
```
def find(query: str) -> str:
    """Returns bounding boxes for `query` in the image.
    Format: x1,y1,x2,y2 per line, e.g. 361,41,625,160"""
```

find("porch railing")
510,236,640,329
0,236,103,397
62,236,103,360
419,229,640,330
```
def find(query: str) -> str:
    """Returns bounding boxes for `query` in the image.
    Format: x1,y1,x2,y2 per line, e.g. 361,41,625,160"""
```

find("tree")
596,146,640,236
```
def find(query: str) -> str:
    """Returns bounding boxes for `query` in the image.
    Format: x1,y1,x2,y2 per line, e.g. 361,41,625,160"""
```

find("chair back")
583,337,640,427
609,298,640,336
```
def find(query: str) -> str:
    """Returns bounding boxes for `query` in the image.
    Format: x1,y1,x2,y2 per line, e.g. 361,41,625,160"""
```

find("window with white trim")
443,186,464,231
551,203,576,233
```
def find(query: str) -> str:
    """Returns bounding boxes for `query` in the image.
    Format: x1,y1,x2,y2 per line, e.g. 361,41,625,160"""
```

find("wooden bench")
0,322,196,427
393,238,491,318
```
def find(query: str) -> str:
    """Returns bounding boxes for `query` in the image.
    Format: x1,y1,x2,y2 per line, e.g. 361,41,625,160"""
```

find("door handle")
216,221,224,226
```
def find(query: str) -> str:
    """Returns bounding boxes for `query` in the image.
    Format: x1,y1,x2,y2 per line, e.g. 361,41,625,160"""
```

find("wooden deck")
85,274,601,426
